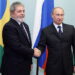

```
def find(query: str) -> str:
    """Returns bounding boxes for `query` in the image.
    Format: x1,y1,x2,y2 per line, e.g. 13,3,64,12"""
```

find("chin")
17,18,24,22
57,22,62,24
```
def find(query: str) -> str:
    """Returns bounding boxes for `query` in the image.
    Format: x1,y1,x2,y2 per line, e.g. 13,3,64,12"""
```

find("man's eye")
18,11,21,13
56,14,60,16
56,14,64,16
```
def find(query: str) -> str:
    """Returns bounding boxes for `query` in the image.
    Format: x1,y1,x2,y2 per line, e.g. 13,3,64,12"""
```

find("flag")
0,0,10,67
32,0,54,74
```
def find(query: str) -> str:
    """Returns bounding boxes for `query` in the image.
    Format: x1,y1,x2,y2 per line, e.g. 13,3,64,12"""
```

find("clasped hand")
34,48,41,57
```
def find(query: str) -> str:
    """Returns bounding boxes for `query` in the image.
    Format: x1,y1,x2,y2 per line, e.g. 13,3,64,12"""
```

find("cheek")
62,17,64,20
54,17,58,21
16,14,21,18
14,13,18,17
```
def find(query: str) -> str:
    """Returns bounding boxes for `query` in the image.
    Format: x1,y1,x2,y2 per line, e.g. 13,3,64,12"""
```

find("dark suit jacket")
1,18,34,75
37,23,75,75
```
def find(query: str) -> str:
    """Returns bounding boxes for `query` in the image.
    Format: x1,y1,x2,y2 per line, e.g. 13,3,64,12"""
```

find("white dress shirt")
53,23,63,33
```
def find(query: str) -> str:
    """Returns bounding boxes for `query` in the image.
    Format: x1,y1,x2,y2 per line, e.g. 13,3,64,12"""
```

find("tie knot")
20,22,24,28
20,22,23,25
58,26,61,29
57,26,62,35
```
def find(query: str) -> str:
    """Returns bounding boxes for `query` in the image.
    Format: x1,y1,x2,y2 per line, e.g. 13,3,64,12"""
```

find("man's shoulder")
3,19,18,30
43,24,53,31
23,22,28,26
63,23,75,32
23,22,29,29
63,23,74,28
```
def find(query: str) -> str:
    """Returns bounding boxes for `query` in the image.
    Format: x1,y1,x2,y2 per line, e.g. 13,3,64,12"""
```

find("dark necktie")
58,26,62,35
20,23,30,42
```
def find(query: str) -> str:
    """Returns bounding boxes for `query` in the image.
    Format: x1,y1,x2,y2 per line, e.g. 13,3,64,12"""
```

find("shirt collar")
53,23,63,32
53,23,63,28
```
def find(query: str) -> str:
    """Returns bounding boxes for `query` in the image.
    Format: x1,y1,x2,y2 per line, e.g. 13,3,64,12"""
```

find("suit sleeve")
72,26,75,66
2,25,34,57
37,29,46,53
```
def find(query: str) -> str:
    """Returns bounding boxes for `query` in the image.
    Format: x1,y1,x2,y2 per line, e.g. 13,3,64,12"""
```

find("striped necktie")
20,23,30,42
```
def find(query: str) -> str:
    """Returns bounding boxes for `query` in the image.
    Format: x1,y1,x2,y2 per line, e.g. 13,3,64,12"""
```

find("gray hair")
10,2,24,12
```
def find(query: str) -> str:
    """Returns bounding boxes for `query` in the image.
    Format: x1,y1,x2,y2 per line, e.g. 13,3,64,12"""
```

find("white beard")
16,17,24,22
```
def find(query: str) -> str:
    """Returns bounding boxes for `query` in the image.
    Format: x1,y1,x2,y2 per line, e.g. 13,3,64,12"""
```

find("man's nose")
21,10,24,14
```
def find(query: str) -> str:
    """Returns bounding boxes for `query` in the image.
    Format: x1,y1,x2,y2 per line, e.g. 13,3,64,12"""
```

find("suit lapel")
52,23,68,40
23,23,31,43
50,23,64,39
18,24,31,44
48,23,69,41
10,18,31,44
51,24,61,38
61,24,67,39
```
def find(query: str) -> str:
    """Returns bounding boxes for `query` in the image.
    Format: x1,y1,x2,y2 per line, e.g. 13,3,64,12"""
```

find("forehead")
53,8,64,14
15,5,24,10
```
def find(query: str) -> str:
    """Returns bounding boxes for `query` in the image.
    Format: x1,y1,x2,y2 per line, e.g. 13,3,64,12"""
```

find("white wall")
54,0,75,26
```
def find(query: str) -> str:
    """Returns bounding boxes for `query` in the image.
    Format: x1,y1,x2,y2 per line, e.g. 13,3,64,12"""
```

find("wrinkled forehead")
14,5,25,12
15,5,24,9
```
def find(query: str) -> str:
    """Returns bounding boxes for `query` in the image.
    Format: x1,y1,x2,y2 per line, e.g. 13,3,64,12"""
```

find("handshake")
34,48,41,57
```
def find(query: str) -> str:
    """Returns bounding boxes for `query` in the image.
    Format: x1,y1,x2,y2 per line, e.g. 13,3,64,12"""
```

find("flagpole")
36,59,39,75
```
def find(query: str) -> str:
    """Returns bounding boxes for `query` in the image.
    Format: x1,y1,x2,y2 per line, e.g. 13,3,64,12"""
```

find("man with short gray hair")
1,2,41,75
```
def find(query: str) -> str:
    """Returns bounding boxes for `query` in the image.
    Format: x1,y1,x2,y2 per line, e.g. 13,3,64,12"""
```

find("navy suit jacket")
37,23,75,75
1,18,34,75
